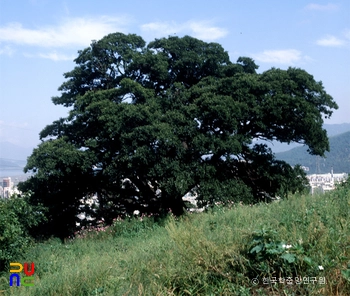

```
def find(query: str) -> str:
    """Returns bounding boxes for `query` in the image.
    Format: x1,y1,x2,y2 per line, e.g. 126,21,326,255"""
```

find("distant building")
307,170,348,194
3,177,13,188
1,177,19,198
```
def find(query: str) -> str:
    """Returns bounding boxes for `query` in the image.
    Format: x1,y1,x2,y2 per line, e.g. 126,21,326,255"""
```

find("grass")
0,182,349,295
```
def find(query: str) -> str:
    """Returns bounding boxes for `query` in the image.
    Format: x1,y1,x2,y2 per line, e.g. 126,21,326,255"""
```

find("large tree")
20,33,338,238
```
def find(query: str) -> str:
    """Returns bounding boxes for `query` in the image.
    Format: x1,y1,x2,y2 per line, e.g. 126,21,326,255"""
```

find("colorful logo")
9,262,35,287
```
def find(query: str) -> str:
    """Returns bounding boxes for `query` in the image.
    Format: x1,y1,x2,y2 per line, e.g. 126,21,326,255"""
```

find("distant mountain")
275,131,350,174
257,123,350,153
0,158,26,168
0,157,27,176
0,142,35,177
0,141,34,161
323,123,350,137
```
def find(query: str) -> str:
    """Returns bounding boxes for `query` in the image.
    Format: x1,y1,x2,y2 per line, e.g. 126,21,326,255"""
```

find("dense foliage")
0,194,45,272
19,33,338,237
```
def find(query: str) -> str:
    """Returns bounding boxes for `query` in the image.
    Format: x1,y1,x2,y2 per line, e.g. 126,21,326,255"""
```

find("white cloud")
23,51,74,61
0,16,129,48
316,35,345,47
38,51,75,61
252,49,302,65
316,30,350,48
305,3,338,11
140,20,228,41
0,45,14,56
141,21,180,36
188,21,228,40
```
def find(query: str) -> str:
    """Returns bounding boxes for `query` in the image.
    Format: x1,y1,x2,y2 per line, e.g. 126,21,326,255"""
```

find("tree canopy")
19,33,338,238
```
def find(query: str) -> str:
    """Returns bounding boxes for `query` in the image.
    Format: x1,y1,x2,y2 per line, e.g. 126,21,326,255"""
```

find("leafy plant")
341,267,350,282
245,228,312,280
0,192,46,272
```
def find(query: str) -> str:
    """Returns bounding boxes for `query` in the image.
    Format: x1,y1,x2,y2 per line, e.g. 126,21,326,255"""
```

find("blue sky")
0,0,349,152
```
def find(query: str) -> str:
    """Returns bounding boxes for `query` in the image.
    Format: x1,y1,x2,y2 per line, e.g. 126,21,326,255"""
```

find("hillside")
275,131,350,174
1,184,349,295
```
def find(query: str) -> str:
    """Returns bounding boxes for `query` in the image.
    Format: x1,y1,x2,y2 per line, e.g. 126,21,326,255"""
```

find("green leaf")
281,253,296,263
250,245,263,254
303,256,313,266
341,269,350,281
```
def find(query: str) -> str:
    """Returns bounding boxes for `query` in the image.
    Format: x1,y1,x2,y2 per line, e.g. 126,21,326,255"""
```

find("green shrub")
0,193,46,273
245,228,314,280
